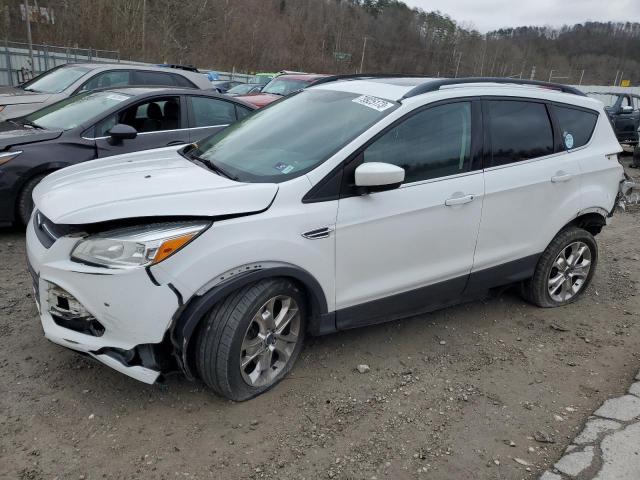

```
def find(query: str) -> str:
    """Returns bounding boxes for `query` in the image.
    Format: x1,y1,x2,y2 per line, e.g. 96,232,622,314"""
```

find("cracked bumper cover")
26,218,181,384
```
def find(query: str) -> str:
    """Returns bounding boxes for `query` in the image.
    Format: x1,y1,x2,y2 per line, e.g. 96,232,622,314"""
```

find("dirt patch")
1,164,639,480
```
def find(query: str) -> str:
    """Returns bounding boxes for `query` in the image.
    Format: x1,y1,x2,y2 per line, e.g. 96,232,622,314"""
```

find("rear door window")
131,71,176,86
552,105,598,150
189,96,237,127
487,100,554,166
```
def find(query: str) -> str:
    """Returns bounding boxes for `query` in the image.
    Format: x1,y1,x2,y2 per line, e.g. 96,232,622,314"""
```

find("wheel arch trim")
169,263,333,379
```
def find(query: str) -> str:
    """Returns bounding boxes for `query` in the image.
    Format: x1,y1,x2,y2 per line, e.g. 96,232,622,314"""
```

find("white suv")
26,76,624,400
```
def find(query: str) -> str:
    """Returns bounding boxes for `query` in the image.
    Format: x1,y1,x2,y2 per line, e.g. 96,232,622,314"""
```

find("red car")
235,73,328,108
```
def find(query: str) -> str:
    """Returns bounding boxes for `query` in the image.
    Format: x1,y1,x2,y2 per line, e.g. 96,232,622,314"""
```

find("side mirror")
108,124,137,143
621,105,634,114
355,162,405,193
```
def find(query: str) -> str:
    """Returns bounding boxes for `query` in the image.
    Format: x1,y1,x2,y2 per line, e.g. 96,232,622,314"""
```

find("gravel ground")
1,161,639,480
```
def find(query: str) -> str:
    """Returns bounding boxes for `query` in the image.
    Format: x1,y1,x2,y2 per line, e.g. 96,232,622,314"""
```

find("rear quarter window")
552,105,598,150
173,74,196,88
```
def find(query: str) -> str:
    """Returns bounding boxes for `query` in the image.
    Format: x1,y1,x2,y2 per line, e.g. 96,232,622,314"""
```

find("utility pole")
359,36,368,74
23,0,33,69
454,52,462,78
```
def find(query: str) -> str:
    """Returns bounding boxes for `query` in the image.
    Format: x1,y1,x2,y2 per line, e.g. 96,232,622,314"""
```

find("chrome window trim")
81,124,229,141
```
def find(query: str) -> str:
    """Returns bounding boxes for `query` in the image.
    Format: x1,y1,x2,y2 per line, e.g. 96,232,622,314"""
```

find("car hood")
0,122,63,149
0,86,51,105
234,93,281,108
33,146,279,225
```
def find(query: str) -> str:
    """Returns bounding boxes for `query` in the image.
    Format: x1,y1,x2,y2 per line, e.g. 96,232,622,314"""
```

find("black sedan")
0,87,255,226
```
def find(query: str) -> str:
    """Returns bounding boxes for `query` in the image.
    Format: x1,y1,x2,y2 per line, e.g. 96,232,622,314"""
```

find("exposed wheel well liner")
169,265,332,379
569,211,607,236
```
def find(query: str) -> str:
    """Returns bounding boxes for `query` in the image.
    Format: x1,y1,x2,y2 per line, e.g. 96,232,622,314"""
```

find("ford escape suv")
26,76,625,401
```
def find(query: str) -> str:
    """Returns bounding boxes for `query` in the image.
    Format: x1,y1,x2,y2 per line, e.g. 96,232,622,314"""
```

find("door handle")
445,194,475,206
551,172,573,183
167,141,185,146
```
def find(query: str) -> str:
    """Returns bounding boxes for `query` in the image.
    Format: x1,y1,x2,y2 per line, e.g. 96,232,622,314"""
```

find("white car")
26,76,624,400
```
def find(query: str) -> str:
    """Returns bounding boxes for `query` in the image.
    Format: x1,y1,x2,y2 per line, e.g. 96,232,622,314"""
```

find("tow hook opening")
92,332,178,374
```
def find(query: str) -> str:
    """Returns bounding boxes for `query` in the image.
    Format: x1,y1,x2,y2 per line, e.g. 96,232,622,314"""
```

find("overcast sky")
403,0,640,33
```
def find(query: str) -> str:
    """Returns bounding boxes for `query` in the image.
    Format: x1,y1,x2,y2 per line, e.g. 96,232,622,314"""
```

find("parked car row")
0,64,330,227
19,73,627,401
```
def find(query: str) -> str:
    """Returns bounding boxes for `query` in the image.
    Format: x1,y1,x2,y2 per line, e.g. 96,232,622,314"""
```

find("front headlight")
0,150,22,166
71,221,210,269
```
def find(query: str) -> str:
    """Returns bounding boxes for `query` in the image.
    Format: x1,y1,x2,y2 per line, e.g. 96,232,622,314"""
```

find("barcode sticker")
352,95,395,112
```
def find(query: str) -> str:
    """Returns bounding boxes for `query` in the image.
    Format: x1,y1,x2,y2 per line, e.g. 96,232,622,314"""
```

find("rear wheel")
196,278,306,401
523,226,598,308
17,173,49,226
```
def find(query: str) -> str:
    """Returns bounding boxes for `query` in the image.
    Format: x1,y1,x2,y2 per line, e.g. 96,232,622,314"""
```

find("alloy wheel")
239,295,301,387
547,241,592,302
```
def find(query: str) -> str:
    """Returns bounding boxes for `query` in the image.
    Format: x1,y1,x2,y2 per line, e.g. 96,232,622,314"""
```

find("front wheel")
523,226,598,308
196,278,306,401
17,173,49,226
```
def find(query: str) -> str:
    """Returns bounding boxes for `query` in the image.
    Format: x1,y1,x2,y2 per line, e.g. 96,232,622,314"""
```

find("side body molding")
169,264,334,378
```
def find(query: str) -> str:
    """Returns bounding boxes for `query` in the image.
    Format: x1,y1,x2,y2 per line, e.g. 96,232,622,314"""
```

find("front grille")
46,282,104,336
33,211,82,249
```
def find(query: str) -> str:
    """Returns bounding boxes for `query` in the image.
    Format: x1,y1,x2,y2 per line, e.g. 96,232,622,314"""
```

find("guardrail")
1,40,121,86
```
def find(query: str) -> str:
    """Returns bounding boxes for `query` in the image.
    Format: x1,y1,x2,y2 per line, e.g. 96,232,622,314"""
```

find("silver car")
0,63,212,121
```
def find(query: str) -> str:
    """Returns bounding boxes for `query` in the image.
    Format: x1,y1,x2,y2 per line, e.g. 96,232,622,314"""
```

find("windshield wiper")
184,150,238,181
20,119,43,129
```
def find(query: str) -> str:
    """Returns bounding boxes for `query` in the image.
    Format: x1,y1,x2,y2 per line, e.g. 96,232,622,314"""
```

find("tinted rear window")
552,105,598,150
488,100,554,166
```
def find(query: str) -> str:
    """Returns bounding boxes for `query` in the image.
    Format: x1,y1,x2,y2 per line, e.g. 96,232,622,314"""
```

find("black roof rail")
157,63,200,73
403,77,586,98
309,73,432,87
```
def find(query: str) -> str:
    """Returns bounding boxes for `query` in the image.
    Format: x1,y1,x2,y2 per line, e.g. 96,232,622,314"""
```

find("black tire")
522,226,598,308
196,278,307,401
17,173,49,226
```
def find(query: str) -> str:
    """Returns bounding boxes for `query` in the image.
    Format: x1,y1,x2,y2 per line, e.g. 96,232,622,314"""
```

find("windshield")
24,91,132,130
262,78,310,96
191,89,398,182
21,66,92,94
587,93,618,108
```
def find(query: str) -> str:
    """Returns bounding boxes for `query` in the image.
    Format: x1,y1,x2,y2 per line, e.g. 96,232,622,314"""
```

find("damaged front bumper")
26,218,181,384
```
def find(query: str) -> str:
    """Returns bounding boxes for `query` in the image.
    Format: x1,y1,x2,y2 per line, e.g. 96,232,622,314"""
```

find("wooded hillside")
1,0,638,85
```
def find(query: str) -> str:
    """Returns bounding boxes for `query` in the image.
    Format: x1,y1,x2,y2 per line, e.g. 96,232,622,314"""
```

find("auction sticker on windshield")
352,95,395,112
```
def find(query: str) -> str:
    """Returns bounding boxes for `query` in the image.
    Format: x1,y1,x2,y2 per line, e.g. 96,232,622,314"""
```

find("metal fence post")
43,44,49,70
4,39,13,86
